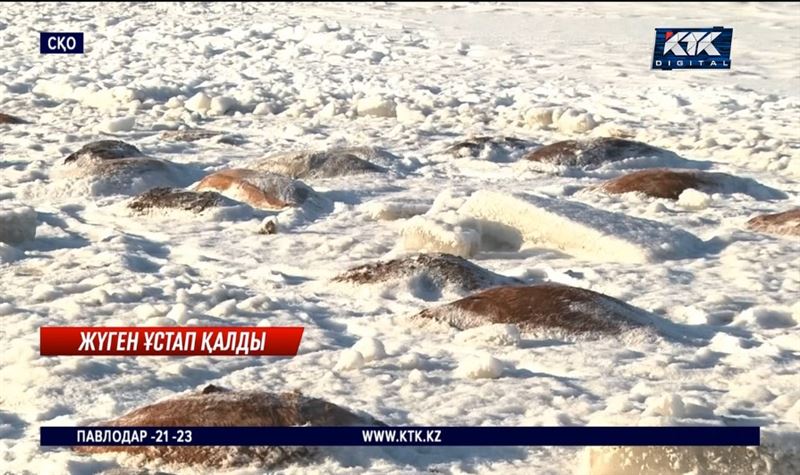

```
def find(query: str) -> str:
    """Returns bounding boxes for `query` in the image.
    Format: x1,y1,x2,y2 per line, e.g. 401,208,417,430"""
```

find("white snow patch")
185,92,212,113
31,284,60,303
357,96,396,118
554,109,597,133
735,306,797,329
32,80,139,110
401,214,481,257
454,353,504,379
208,299,237,317
643,393,686,419
454,324,521,347
524,107,554,127
583,442,799,475
209,96,239,115
396,103,426,124
362,201,429,221
133,303,160,320
252,102,273,115
678,188,712,210
165,96,183,109
398,352,423,369
708,333,747,353
334,349,365,371
98,116,136,133
408,368,426,384
352,337,386,362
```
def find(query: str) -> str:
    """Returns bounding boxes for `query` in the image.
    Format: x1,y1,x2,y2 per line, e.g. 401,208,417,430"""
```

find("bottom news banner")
41,426,760,447
38,327,761,449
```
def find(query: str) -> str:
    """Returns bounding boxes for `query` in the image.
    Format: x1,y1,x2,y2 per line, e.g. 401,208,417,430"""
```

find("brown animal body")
128,187,223,213
75,386,382,468
445,136,535,159
64,140,144,163
599,169,713,199
60,140,181,194
524,138,674,167
334,253,521,291
747,208,800,237
415,283,652,336
160,129,223,142
0,113,25,124
597,168,787,200
196,169,312,209
254,147,387,179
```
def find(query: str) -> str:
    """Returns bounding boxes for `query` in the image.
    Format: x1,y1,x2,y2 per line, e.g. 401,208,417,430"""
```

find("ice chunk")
361,201,428,221
459,190,703,263
401,214,481,257
555,109,597,133
335,349,365,371
398,352,423,369
356,96,396,118
524,107,554,127
396,103,426,124
678,188,712,210
210,96,239,115
454,324,521,346
352,337,386,362
165,97,184,109
99,116,136,133
454,353,504,379
185,92,212,113
735,306,796,329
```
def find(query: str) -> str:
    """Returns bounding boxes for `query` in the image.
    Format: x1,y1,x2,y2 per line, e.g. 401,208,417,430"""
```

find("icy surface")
0,2,799,474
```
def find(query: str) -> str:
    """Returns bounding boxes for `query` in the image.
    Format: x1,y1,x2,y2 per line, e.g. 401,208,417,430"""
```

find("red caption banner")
40,327,304,356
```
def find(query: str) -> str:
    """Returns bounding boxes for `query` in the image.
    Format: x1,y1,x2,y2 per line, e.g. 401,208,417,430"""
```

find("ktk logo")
652,27,732,70
663,31,721,56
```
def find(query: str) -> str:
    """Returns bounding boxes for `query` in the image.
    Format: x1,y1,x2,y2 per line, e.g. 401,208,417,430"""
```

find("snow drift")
404,189,705,262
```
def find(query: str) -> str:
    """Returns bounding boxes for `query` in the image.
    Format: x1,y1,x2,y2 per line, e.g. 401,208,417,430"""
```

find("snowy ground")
1,2,799,474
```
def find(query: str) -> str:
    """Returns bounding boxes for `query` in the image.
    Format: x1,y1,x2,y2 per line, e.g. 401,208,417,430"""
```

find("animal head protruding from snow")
195,168,315,210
